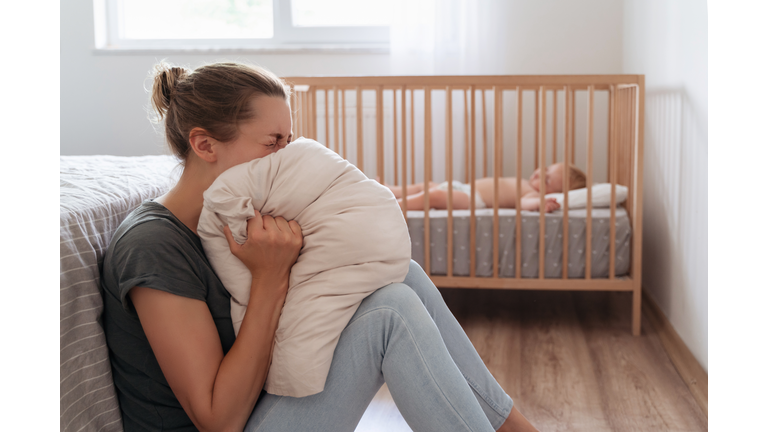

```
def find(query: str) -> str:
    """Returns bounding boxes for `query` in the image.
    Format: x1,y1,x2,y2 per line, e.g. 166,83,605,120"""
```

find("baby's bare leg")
398,188,471,211
386,182,438,199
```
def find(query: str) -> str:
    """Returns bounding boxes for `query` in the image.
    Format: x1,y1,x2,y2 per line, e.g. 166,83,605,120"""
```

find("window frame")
95,0,389,53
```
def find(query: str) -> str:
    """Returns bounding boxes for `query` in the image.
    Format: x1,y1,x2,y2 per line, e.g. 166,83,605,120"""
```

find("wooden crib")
284,75,644,335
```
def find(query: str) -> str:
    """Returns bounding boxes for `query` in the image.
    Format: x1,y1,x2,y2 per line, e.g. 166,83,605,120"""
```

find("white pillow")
198,138,411,398
545,183,628,209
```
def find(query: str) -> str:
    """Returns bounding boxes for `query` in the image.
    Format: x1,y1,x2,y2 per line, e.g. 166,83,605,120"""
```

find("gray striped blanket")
60,155,179,432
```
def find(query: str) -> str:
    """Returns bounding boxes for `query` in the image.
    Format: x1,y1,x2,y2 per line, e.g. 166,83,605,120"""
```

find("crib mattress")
406,208,631,278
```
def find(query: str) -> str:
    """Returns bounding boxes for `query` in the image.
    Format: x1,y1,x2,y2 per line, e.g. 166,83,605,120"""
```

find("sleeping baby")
386,163,587,213
197,137,411,398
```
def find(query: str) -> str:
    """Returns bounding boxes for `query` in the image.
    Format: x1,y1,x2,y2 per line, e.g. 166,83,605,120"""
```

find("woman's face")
214,95,293,175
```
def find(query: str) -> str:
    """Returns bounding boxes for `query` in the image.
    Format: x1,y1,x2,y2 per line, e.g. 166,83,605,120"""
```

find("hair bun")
150,63,189,120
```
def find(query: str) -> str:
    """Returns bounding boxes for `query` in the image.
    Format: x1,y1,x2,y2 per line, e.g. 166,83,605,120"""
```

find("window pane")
120,0,273,39
292,0,390,27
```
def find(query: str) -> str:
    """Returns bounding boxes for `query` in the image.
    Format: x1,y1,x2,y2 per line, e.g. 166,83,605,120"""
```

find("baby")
387,163,586,213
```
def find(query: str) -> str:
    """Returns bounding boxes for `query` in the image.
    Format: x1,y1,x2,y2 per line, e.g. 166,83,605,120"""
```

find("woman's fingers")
223,225,239,252
273,216,291,234
288,220,302,239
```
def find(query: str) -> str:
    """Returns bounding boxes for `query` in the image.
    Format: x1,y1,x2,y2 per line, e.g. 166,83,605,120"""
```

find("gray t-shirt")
101,200,236,432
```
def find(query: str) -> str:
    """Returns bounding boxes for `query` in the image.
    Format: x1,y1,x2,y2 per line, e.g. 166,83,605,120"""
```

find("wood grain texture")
355,290,706,432
642,291,708,417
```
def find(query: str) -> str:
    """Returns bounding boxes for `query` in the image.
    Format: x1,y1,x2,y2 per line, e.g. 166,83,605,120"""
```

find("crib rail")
285,75,644,335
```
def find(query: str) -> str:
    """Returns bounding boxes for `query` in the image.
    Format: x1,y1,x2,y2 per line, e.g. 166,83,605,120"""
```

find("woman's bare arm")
131,211,302,432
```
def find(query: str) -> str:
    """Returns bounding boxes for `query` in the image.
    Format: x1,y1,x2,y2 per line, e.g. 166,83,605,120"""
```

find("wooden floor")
355,289,707,432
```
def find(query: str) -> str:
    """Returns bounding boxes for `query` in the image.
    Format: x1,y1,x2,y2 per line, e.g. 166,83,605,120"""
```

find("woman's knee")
363,282,422,312
403,260,443,304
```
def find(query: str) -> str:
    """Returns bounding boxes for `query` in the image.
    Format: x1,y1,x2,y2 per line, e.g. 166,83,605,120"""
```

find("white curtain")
389,0,511,75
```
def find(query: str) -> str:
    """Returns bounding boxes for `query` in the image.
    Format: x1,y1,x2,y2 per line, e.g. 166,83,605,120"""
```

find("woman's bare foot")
497,406,539,432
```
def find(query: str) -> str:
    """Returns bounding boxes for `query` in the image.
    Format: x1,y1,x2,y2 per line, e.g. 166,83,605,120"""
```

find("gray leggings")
245,261,513,432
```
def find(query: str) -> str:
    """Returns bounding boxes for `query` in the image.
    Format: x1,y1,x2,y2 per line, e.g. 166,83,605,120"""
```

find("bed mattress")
60,155,180,432
406,208,631,278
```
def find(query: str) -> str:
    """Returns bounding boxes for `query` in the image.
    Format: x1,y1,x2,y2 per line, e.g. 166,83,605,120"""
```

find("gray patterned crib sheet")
407,208,631,278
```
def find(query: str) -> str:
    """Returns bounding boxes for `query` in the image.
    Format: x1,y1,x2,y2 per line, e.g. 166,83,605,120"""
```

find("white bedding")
197,138,411,397
545,183,629,208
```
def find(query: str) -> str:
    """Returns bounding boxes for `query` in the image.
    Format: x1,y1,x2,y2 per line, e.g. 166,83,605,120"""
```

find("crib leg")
632,286,642,336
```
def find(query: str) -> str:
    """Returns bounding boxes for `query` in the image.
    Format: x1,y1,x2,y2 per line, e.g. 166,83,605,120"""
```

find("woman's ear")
188,127,218,163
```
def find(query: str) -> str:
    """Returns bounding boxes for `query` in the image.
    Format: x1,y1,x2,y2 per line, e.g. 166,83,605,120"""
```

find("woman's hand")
223,210,303,287
132,212,303,432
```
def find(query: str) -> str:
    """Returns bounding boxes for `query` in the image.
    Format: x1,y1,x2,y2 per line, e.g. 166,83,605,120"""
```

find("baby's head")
529,163,586,193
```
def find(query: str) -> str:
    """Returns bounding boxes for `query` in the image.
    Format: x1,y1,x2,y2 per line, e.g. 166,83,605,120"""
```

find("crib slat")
424,87,432,275
633,78,646,337
325,89,330,147
609,85,616,280
606,86,612,190
290,86,296,136
446,86,454,277
410,89,415,184
393,89,398,186
341,89,347,159
629,87,637,277
401,87,408,218
299,91,309,138
333,87,339,153
516,87,523,279
571,88,576,164
586,85,594,280
377,86,384,184
301,90,307,138
464,89,470,184
469,86,476,278
303,87,307,138
293,87,298,136
552,89,558,165
563,86,571,279
631,88,637,235
493,87,502,279
538,86,547,280
534,89,539,169
356,87,363,169
482,89,488,178
303,90,308,138
312,87,318,140
621,89,628,234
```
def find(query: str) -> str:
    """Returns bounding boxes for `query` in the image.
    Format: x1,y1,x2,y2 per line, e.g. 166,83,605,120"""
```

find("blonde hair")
149,62,290,161
566,165,587,191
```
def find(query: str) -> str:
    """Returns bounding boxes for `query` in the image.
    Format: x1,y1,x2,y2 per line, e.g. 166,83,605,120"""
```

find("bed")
60,155,180,432
60,74,643,432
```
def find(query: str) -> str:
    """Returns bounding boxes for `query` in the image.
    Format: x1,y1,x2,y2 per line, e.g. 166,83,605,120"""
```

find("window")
94,0,390,52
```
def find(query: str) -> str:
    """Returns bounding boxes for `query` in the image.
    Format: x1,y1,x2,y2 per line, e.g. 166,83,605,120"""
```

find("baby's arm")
520,191,560,213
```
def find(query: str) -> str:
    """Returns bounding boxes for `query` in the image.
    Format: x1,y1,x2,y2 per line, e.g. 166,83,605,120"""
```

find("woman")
101,61,540,432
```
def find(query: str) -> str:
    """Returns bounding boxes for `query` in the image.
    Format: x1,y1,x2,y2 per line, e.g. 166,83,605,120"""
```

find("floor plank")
355,289,707,432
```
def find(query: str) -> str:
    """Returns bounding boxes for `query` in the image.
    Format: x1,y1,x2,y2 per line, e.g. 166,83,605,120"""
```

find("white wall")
61,0,623,156
623,0,708,371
